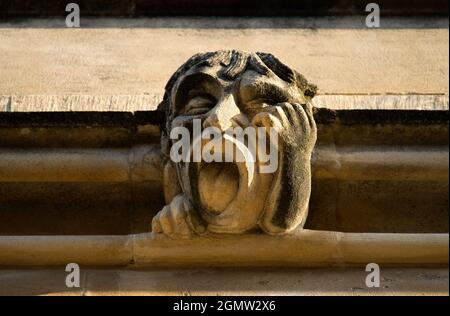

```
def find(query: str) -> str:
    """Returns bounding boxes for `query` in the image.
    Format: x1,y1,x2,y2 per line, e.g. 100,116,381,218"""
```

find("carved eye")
182,95,216,116
243,98,274,116
246,98,275,108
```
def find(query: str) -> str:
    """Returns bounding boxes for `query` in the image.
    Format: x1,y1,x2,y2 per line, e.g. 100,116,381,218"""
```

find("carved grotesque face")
159,50,317,235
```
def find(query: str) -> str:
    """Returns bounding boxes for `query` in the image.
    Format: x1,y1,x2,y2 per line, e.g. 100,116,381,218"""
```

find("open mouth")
185,134,257,215
198,162,240,214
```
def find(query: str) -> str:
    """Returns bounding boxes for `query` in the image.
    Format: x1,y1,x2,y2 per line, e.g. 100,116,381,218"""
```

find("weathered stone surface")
0,17,448,98
151,50,317,236
0,14,448,297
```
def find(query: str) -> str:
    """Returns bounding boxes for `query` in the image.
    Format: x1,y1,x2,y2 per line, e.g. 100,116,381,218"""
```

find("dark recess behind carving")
1,109,448,127
0,109,447,235
0,0,448,17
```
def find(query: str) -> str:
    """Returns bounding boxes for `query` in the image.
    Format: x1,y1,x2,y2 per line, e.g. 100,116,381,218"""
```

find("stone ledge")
0,146,447,182
0,231,447,267
0,267,448,296
1,94,448,112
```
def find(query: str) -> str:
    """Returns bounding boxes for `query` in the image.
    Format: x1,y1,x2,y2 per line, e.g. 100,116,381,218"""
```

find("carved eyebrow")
241,81,292,103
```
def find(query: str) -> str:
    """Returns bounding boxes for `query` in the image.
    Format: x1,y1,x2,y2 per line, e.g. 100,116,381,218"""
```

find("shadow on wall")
0,16,448,29
0,0,448,17
0,110,448,236
0,0,448,29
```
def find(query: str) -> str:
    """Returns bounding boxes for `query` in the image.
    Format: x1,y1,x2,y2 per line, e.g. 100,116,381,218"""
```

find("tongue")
198,162,239,214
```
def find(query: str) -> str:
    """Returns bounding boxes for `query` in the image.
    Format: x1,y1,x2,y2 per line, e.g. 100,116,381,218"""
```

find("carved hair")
157,50,317,133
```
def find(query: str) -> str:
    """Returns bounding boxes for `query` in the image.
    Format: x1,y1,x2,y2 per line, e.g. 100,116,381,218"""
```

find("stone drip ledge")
0,230,447,267
0,146,448,183
1,94,448,112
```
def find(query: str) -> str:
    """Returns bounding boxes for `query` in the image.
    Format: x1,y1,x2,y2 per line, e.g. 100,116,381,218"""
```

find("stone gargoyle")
152,50,317,237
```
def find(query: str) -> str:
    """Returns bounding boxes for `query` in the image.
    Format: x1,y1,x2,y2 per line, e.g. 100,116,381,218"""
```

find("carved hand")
152,194,198,238
253,102,317,156
252,102,317,234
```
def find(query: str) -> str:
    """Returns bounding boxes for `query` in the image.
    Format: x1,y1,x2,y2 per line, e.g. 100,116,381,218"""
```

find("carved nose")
202,95,240,132
203,113,225,130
